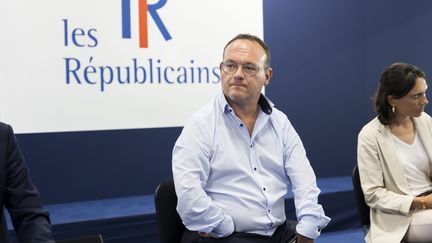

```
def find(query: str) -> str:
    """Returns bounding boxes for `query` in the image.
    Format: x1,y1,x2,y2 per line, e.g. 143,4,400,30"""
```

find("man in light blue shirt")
172,34,330,243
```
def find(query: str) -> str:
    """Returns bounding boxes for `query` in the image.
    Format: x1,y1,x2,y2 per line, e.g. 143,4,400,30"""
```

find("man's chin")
230,93,251,103
226,91,246,100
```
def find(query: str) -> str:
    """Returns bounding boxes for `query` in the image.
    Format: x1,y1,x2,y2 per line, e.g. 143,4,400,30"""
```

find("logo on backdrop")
61,0,220,92
121,0,172,48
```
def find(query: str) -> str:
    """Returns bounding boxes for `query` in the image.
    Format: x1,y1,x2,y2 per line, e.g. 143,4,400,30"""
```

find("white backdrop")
0,0,263,133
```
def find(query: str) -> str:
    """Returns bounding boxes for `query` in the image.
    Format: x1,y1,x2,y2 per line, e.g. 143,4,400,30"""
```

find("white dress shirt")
172,90,330,239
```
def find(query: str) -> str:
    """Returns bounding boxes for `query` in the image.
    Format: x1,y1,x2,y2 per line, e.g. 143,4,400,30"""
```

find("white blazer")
357,113,432,243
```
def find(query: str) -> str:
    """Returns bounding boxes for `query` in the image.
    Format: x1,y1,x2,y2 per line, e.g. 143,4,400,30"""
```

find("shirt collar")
217,90,274,115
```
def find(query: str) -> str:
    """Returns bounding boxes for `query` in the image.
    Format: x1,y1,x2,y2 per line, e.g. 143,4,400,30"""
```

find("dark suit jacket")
0,122,54,243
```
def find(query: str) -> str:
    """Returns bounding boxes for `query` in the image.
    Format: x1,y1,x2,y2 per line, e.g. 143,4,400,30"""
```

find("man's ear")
264,68,272,86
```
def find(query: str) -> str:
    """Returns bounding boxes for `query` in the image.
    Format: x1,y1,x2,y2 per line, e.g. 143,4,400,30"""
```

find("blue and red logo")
121,0,172,48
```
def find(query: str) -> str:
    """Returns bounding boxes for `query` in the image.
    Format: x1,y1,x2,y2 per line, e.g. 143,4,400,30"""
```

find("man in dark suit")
0,122,55,243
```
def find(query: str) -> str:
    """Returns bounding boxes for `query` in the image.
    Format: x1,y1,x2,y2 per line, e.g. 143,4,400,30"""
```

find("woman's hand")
424,194,432,209
412,194,432,210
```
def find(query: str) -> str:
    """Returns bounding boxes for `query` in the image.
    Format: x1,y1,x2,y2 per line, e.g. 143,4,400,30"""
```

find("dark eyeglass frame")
220,62,266,77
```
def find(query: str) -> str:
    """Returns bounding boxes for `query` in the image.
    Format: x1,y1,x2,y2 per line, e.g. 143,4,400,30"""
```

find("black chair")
56,234,104,243
352,165,370,233
154,179,298,243
154,178,186,243
0,211,10,243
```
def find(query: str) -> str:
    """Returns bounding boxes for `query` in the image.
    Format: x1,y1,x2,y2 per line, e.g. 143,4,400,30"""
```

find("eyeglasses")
220,62,265,77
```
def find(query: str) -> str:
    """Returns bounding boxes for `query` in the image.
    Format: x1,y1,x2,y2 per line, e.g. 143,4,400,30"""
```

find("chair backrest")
154,178,186,243
56,234,104,243
352,165,370,232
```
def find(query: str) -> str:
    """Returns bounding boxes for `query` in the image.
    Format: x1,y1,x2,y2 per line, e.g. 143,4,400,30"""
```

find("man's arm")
4,124,55,243
172,120,234,238
283,121,330,240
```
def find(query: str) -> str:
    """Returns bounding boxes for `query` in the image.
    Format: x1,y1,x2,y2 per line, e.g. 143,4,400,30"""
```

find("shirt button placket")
250,141,257,172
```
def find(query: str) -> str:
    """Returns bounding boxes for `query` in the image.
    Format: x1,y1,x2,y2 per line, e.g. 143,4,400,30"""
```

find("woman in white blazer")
358,63,432,243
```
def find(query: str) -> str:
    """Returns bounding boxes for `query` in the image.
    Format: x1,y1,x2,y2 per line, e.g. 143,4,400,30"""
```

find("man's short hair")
223,34,271,68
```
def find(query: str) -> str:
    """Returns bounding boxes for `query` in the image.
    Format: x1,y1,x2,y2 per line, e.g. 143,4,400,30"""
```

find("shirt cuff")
296,214,331,239
209,215,234,238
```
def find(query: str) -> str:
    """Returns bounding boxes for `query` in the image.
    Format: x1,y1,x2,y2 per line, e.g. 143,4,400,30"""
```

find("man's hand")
198,232,212,239
296,233,313,243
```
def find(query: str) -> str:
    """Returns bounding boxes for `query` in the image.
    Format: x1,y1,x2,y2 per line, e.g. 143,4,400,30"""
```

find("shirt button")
250,144,252,148
229,109,232,112
254,167,257,171
263,187,266,191
268,209,271,213
240,124,243,127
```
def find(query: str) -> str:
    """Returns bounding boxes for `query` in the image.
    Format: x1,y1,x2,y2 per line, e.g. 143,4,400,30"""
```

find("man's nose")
234,65,245,78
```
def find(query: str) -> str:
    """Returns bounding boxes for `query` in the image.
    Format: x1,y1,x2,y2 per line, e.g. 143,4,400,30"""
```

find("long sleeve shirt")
172,91,330,239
